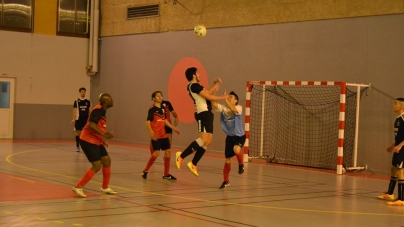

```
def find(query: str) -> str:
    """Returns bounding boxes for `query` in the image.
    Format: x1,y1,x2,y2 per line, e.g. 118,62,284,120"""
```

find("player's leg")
72,140,101,198
387,155,404,205
99,146,117,194
162,138,176,180
220,136,233,189
379,155,400,200
142,139,160,179
164,126,173,160
234,135,246,174
74,120,85,152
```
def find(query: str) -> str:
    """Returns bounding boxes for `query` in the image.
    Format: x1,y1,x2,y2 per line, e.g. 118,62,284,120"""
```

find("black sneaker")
219,181,230,189
141,171,148,179
163,174,177,181
238,164,244,174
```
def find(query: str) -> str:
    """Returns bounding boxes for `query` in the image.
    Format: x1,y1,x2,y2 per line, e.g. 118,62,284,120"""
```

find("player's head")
394,97,404,113
185,67,198,82
79,87,86,98
229,91,239,105
99,93,113,108
151,91,163,103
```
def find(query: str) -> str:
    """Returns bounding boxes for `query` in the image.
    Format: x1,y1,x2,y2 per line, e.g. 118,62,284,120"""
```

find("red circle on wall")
168,57,209,124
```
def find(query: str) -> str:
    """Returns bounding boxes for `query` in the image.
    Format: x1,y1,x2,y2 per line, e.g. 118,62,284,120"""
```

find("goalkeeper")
212,90,245,189
377,97,404,206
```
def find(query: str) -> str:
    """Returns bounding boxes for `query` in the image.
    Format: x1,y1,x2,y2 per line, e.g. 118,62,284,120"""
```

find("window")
0,0,33,32
57,0,89,37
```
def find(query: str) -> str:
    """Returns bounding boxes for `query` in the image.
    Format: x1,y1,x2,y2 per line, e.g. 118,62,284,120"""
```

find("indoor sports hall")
1,0,404,227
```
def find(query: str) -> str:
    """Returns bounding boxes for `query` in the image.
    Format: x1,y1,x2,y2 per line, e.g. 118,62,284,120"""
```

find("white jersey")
187,82,212,114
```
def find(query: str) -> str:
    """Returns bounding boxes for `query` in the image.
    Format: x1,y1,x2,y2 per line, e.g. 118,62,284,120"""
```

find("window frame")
0,0,34,33
56,0,90,38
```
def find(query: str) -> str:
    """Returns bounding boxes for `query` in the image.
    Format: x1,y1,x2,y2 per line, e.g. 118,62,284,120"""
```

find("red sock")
149,144,154,155
164,157,171,176
143,155,157,172
236,152,243,165
102,166,111,189
75,168,96,188
223,163,231,182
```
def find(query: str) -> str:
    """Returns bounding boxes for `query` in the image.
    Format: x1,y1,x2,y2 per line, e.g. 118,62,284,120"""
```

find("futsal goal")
244,81,369,174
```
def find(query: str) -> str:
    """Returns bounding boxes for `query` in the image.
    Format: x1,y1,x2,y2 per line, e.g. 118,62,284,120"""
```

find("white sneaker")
72,187,87,198
100,187,118,194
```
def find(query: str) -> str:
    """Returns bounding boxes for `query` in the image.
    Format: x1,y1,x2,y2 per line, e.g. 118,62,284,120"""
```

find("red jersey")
147,105,167,139
80,104,107,145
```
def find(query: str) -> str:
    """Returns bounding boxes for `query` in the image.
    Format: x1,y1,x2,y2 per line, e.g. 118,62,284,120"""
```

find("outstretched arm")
165,120,180,135
207,78,222,94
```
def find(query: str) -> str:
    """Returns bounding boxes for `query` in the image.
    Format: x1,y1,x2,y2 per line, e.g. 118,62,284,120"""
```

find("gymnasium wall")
93,14,404,175
0,0,90,139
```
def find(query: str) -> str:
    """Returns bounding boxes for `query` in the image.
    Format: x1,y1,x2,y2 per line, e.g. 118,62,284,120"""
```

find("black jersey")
394,113,404,149
187,82,212,114
74,98,91,121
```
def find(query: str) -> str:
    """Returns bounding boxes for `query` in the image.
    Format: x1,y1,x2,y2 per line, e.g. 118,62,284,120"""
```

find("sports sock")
149,144,154,155
143,155,157,172
102,166,111,189
223,163,231,182
387,176,397,195
191,146,206,166
236,152,243,165
75,168,96,188
75,136,79,147
164,157,171,176
180,141,200,159
398,180,404,201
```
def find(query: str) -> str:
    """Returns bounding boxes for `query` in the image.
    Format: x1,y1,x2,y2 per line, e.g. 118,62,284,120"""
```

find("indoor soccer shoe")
72,187,87,198
219,181,230,189
162,174,177,181
377,193,395,201
387,200,404,206
175,152,183,169
100,187,118,194
238,164,244,174
75,147,80,152
187,162,199,176
141,172,148,179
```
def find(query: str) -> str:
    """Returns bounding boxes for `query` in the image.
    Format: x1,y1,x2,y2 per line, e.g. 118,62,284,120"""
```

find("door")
0,78,15,138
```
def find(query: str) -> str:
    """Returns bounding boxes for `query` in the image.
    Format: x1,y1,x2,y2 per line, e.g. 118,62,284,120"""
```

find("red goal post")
245,81,369,174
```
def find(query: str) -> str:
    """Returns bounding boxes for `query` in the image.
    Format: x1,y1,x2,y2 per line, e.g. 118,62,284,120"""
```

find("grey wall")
92,14,404,174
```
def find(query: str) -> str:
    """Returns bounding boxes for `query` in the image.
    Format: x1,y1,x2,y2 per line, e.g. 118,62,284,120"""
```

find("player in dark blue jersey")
175,67,228,176
71,87,91,152
378,98,404,206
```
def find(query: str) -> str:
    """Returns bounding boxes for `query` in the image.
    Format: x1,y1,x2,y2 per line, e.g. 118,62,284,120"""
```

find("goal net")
245,81,368,174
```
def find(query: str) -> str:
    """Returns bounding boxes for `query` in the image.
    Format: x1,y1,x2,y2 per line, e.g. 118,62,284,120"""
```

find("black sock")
180,141,200,159
398,180,404,201
191,146,206,166
76,136,80,147
387,176,397,195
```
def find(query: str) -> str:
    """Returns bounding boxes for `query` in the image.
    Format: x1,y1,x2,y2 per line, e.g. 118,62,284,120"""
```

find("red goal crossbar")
245,81,347,174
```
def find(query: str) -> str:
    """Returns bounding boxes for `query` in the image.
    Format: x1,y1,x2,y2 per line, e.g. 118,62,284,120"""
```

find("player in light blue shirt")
212,91,246,189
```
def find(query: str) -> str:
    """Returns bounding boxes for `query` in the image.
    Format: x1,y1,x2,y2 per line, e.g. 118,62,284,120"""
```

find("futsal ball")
194,25,207,38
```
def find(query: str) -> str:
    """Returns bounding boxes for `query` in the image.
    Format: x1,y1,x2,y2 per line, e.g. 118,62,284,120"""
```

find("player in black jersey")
377,98,404,206
71,87,91,152
176,67,228,176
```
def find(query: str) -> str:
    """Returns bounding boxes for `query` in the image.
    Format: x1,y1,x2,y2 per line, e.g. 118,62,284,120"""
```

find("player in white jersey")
176,67,228,176
212,91,245,189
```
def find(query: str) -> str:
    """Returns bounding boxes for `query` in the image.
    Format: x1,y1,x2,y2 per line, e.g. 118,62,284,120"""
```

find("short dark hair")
79,87,86,92
185,67,197,81
99,93,111,104
151,91,162,100
229,91,239,105
397,98,404,102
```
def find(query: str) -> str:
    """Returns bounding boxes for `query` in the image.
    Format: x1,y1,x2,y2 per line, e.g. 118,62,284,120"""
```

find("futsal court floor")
1,139,403,227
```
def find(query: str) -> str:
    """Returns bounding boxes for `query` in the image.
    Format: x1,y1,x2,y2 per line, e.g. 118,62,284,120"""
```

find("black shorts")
165,126,173,134
392,150,404,168
74,119,87,131
79,139,109,162
195,111,214,134
151,138,170,151
225,135,246,159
